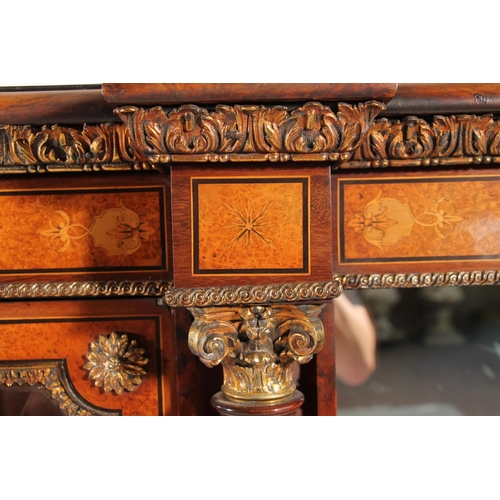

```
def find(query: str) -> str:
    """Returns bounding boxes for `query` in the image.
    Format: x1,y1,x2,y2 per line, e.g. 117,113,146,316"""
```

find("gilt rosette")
83,332,148,395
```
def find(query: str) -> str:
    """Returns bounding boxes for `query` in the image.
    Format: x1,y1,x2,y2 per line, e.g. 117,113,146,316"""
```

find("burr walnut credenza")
1,83,500,416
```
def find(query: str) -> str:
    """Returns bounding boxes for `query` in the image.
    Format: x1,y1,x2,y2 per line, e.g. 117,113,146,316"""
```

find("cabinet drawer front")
0,174,170,282
335,170,500,275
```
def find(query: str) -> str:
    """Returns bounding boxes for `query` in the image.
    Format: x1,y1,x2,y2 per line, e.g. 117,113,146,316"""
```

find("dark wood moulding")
2,84,500,126
382,83,500,116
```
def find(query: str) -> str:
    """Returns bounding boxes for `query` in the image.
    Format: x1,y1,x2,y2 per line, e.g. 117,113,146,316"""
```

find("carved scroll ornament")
164,280,343,307
346,113,500,168
340,270,500,289
4,108,500,172
188,304,324,401
115,101,385,163
83,332,148,395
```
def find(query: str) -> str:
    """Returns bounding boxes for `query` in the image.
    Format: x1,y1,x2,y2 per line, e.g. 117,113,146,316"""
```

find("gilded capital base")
188,304,325,415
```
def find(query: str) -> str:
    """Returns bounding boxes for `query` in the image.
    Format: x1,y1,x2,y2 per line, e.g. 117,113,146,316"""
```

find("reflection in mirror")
0,385,64,416
338,285,500,416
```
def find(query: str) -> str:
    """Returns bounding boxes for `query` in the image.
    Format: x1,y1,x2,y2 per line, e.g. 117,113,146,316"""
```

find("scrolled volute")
188,307,241,367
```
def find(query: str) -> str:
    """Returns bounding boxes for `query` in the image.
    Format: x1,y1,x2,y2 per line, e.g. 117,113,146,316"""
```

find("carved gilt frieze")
115,101,385,163
0,123,149,173
344,114,500,168
3,108,500,171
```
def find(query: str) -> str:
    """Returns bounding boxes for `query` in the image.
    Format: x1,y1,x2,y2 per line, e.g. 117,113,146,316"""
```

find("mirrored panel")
338,286,500,416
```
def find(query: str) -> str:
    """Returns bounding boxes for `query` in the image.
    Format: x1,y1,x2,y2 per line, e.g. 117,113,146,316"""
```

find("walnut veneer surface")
1,83,499,416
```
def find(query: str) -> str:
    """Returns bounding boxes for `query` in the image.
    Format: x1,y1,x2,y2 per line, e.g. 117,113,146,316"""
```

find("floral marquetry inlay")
347,191,464,249
339,175,500,264
0,188,164,274
41,204,155,259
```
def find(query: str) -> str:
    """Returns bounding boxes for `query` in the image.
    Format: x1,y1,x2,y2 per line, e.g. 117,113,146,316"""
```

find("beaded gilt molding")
1,273,499,304
163,281,344,307
164,271,500,306
0,280,172,299
0,360,120,416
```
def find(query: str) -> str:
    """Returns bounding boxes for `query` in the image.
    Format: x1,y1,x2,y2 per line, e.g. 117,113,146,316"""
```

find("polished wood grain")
0,88,115,125
103,83,398,105
211,391,305,416
173,307,222,416
300,301,336,416
5,84,500,127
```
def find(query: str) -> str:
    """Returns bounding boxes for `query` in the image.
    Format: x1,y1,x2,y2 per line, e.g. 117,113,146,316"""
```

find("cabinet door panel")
0,299,176,416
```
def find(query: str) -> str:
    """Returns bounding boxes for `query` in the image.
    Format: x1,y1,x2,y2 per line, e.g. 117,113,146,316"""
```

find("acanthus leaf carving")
188,304,325,401
115,101,385,163
349,113,500,167
0,122,149,172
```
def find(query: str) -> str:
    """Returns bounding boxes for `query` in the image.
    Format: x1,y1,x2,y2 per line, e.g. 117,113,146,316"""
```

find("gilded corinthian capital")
188,304,325,414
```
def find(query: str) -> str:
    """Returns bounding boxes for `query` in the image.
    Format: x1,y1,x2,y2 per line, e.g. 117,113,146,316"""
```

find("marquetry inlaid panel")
0,174,170,281
172,164,333,288
192,177,309,274
335,170,500,274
